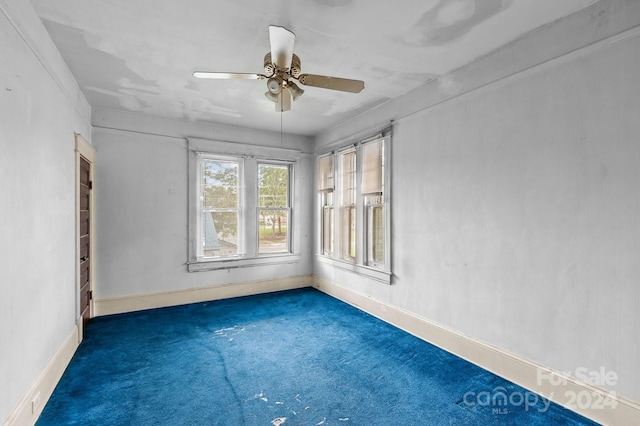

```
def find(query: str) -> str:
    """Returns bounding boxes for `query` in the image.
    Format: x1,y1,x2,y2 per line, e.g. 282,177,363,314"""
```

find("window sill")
316,255,392,285
188,254,301,272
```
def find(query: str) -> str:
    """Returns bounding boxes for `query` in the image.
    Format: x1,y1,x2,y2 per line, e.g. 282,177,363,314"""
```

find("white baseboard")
3,277,310,424
4,325,80,426
94,275,313,316
314,277,640,425
10,277,636,425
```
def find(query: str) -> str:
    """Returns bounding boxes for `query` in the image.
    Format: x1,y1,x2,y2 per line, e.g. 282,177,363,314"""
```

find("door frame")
75,133,96,342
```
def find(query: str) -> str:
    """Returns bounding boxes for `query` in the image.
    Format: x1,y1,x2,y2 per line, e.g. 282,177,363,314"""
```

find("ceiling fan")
193,25,365,112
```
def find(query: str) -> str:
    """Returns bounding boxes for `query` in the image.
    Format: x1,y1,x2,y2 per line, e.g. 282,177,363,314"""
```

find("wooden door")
79,156,92,326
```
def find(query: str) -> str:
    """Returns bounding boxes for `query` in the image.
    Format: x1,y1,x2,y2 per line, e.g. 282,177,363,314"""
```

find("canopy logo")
462,386,553,415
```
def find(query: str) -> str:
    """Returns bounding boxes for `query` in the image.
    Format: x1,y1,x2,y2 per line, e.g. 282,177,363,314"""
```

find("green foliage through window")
258,164,290,254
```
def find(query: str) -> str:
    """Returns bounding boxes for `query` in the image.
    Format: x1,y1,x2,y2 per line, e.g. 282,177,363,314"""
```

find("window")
188,138,300,272
200,157,242,258
321,192,334,256
258,163,291,254
317,133,391,281
340,149,357,262
361,139,385,268
317,154,335,256
366,196,385,266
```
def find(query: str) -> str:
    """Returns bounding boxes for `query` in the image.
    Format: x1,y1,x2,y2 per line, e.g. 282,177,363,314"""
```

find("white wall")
315,0,640,404
0,0,91,422
3,0,638,422
90,109,315,301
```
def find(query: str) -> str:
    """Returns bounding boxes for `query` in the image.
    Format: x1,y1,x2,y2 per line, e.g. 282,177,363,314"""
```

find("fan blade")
269,25,296,70
297,74,364,93
193,72,265,80
276,88,292,112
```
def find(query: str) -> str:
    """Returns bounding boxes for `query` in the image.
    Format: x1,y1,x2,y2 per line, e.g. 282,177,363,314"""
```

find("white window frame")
339,147,357,263
197,155,244,259
320,191,334,256
316,132,392,284
317,153,335,256
365,195,385,268
361,137,388,270
188,138,301,272
257,160,293,255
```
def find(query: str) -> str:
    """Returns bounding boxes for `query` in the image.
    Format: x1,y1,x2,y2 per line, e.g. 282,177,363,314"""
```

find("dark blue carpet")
37,288,598,425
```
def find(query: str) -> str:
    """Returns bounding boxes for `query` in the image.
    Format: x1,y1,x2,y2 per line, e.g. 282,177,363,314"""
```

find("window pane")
203,210,239,257
323,206,334,256
362,139,384,195
340,151,356,206
340,151,356,261
259,164,289,208
258,209,289,253
317,154,334,191
258,163,290,254
341,206,356,260
201,158,240,258
321,192,334,256
203,160,238,208
368,204,385,265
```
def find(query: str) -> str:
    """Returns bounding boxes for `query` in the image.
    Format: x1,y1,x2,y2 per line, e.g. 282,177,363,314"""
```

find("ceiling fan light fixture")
287,81,304,101
193,25,365,113
264,91,279,103
267,76,282,94
279,88,292,112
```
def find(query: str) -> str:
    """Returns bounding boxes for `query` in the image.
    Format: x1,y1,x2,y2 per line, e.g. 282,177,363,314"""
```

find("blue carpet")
37,288,598,425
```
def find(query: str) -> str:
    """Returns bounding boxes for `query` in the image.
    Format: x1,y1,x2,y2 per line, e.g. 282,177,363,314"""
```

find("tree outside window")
258,163,290,254
202,159,240,257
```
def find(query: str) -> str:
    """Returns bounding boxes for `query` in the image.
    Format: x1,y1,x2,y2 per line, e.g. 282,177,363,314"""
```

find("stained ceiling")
29,0,598,136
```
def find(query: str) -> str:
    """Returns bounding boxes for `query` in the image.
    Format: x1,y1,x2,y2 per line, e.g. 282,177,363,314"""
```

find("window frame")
316,133,392,284
317,153,335,257
320,191,334,256
188,138,301,272
361,137,388,270
339,147,357,262
198,155,244,259
256,160,293,256
365,194,385,269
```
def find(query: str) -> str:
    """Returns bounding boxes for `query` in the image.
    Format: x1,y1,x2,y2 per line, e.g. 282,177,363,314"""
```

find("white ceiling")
30,0,598,136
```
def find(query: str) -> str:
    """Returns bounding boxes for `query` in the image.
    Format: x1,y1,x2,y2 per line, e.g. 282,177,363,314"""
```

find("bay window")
317,132,391,282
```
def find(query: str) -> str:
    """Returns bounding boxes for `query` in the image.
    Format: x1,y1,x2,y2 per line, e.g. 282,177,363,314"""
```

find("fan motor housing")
264,52,301,77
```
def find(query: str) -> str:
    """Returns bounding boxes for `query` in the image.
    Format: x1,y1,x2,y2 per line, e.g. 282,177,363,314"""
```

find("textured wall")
0,0,91,422
91,112,315,299
314,0,640,403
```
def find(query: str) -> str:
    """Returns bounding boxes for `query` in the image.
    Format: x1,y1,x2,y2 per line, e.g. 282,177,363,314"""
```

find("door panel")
79,156,91,326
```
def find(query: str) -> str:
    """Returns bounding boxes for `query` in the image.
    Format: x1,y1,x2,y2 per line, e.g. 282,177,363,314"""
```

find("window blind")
361,139,383,195
317,154,334,192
